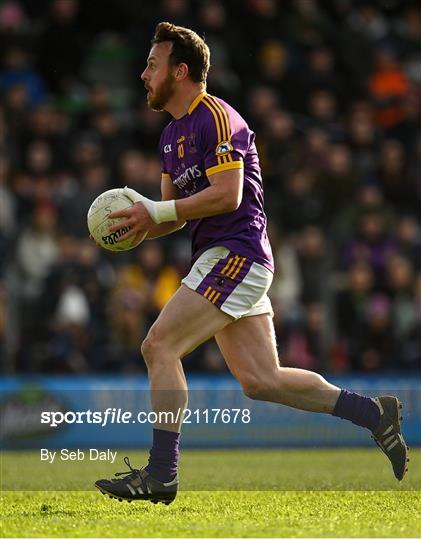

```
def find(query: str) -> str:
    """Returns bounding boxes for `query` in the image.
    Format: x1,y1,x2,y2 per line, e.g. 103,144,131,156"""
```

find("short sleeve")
200,95,246,177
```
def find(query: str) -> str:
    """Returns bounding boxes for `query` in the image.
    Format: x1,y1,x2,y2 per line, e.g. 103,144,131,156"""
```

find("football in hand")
87,188,148,251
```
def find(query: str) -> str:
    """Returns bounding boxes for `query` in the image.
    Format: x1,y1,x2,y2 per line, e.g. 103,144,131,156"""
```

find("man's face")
141,42,176,111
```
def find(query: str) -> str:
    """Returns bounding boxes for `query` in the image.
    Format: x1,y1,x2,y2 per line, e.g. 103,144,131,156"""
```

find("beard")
147,72,175,111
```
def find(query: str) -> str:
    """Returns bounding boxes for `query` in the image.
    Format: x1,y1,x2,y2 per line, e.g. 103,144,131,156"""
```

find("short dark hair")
152,22,210,84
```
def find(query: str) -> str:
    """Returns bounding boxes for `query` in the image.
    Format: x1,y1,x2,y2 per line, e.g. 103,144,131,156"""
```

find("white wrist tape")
123,186,178,224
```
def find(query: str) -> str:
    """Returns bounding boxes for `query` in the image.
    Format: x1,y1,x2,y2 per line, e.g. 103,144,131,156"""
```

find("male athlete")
95,22,408,505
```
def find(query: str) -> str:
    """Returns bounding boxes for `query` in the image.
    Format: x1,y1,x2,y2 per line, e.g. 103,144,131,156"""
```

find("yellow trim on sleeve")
161,173,171,181
188,91,207,115
205,160,243,177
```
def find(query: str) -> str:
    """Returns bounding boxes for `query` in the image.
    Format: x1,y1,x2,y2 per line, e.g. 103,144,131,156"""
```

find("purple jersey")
159,91,274,272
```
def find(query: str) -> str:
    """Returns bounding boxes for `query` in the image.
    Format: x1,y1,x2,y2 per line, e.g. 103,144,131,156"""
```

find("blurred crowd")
1,0,421,374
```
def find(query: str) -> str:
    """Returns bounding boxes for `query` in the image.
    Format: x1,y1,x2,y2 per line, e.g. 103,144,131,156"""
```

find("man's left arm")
175,166,243,220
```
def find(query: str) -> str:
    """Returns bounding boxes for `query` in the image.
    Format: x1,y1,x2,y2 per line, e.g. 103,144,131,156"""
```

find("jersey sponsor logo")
174,164,201,189
177,135,185,143
215,141,233,155
163,144,172,153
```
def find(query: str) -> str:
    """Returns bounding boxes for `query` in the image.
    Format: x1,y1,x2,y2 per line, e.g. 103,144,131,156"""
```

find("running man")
95,22,409,505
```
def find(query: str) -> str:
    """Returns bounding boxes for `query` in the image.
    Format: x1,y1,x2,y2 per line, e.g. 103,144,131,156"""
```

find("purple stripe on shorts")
214,256,252,308
196,255,230,297
196,251,253,308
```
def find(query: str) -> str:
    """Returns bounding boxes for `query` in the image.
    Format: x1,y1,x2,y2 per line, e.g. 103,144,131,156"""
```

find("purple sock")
144,429,180,482
332,389,380,431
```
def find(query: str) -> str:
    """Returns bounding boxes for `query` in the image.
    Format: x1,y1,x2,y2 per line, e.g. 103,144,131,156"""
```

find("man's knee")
241,373,278,400
141,329,166,369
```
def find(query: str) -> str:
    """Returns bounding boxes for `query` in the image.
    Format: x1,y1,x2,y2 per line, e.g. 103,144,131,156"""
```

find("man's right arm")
145,175,186,240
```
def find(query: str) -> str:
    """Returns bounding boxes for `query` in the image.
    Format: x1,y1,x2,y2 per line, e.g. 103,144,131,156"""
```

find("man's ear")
175,63,189,81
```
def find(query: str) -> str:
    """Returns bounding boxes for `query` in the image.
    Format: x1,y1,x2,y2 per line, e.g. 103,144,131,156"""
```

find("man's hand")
109,202,155,243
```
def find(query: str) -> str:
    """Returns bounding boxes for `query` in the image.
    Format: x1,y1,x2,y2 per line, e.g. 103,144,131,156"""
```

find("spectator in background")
14,202,59,369
49,281,92,373
246,86,279,132
37,237,114,371
131,100,167,153
262,109,297,185
335,260,375,369
386,254,417,344
282,302,326,371
141,155,162,200
342,208,397,285
296,225,330,304
293,46,345,113
395,5,421,87
0,45,45,107
347,101,379,178
2,80,29,141
377,138,415,211
136,241,180,322
354,293,396,371
400,274,421,370
37,0,84,93
25,139,53,177
0,153,16,245
0,283,6,362
119,149,148,190
369,46,412,130
78,84,113,131
307,89,339,134
257,40,290,101
268,221,302,316
333,182,396,252
92,110,130,170
107,264,149,370
278,168,323,233
316,143,357,223
284,0,332,49
395,214,421,271
60,163,109,238
0,0,30,54
197,0,240,102
15,202,59,301
301,127,330,170
71,135,102,176
245,0,281,50
347,3,389,43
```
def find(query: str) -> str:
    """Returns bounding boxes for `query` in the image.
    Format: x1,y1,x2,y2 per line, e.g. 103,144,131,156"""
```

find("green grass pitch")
1,448,420,537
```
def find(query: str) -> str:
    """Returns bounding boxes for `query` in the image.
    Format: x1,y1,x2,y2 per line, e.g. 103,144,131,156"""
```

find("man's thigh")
215,313,279,382
146,284,233,358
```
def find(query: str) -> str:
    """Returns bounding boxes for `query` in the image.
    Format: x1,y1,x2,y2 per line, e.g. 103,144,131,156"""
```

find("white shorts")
181,246,274,320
